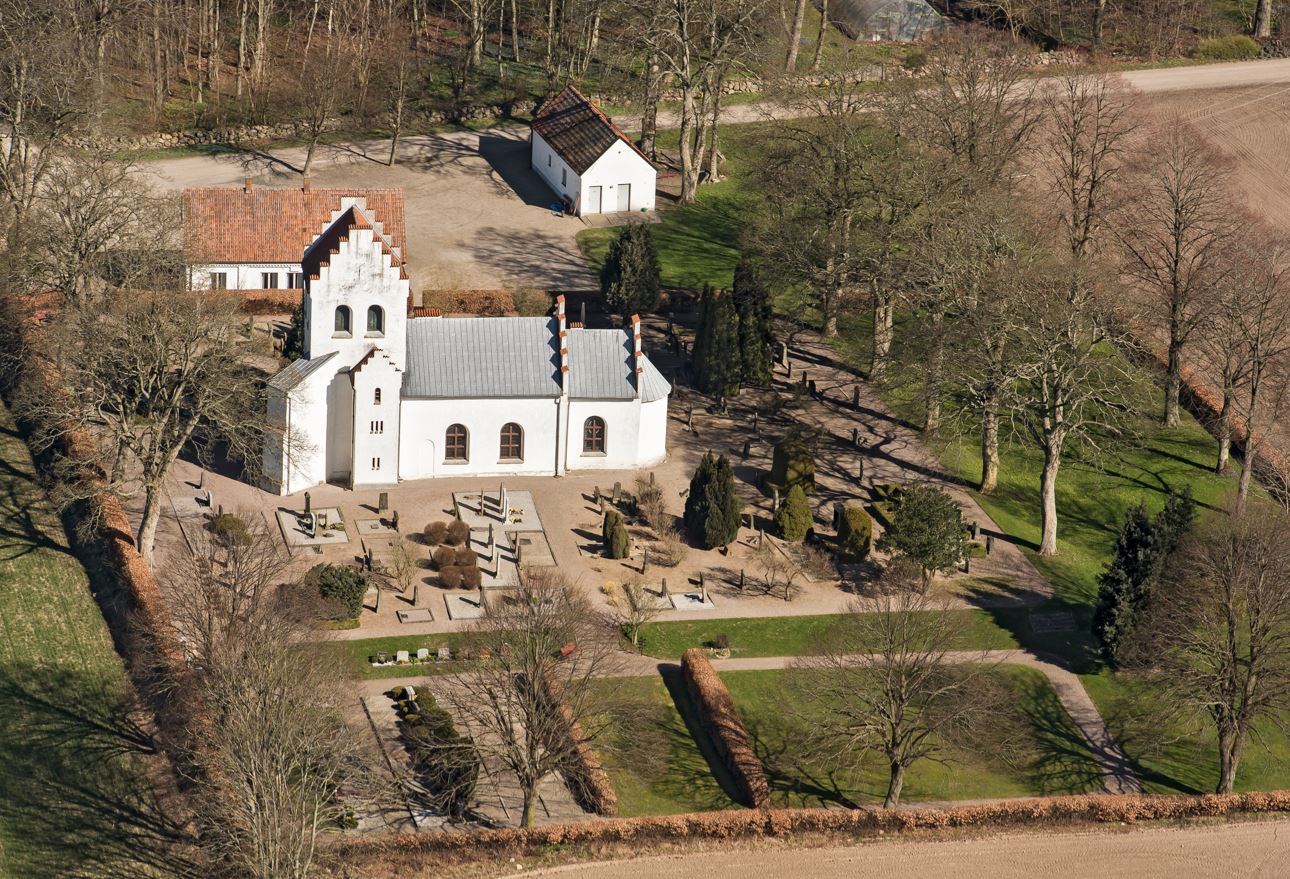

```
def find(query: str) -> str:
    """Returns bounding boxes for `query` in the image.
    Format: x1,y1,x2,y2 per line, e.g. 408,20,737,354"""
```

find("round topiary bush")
444,519,471,546
460,566,482,589
432,545,456,570
424,521,448,545
440,566,465,589
453,545,478,568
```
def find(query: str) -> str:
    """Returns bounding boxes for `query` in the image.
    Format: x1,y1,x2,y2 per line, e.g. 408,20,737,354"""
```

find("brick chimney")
631,314,643,398
243,177,253,194
556,295,569,383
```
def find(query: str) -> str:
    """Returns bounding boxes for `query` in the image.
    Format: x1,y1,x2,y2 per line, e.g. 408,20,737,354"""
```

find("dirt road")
518,818,1290,878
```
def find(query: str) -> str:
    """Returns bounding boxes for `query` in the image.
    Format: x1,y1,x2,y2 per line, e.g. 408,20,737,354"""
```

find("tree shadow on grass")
1014,672,1109,796
0,664,197,878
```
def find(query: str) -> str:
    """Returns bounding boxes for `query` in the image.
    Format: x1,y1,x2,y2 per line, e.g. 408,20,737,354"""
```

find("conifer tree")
733,256,773,386
600,223,661,319
1094,487,1195,665
683,452,743,549
775,484,813,542
693,284,741,397
602,509,631,559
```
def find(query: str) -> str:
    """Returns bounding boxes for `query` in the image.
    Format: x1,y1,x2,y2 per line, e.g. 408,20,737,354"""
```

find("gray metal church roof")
405,316,561,398
403,316,671,402
267,350,337,392
566,329,671,402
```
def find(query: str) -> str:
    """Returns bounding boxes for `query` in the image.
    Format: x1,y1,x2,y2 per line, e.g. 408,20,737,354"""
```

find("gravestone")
378,491,389,512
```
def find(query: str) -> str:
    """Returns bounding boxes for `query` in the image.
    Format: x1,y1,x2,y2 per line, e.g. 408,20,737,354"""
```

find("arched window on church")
367,305,385,335
374,388,382,406
582,416,606,455
334,305,352,335
445,424,468,462
499,422,523,461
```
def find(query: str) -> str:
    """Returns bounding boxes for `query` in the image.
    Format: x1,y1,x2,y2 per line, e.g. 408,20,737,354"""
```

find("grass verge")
0,407,172,878
723,665,1105,806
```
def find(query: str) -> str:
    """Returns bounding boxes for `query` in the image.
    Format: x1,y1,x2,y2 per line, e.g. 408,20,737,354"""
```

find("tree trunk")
1253,0,1272,38
521,783,540,827
303,136,319,175
1039,437,1061,556
785,0,806,72
137,485,166,566
1216,386,1233,474
924,309,944,434
870,295,893,381
678,85,699,205
1164,336,1182,428
1237,441,1255,515
1092,0,1107,49
980,390,1000,494
1216,723,1245,794
640,56,661,158
511,0,521,61
237,0,249,97
883,760,905,808
811,0,828,70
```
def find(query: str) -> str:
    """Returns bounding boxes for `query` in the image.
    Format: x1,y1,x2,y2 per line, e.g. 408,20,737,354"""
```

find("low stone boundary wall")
681,648,770,808
533,672,619,817
331,790,1290,871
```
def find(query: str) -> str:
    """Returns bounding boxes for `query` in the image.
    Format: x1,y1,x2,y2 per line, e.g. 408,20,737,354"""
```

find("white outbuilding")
258,195,671,495
530,85,657,217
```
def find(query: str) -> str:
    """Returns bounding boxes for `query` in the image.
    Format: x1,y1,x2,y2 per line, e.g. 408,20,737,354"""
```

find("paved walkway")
610,648,1139,796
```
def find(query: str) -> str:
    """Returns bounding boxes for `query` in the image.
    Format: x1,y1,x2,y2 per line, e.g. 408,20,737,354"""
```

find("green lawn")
638,607,1098,671
329,632,478,680
1082,671,1290,795
592,673,738,816
723,665,1105,805
0,408,176,878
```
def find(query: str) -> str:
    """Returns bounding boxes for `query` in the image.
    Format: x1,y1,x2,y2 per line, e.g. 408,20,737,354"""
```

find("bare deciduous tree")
435,567,625,827
1114,118,1237,428
607,577,664,649
1134,503,1290,793
22,288,274,565
157,522,386,879
792,560,996,807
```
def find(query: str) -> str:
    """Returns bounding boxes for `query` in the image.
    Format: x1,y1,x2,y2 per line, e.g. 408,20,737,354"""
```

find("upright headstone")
641,546,649,575
378,491,389,512
304,490,310,514
963,556,971,574
852,385,861,409
771,485,780,512
752,411,759,434
742,439,750,459
738,569,746,592
699,572,707,604
970,520,979,539
851,427,859,447
808,379,817,397
392,510,400,532
660,577,669,599
986,534,994,556
413,582,420,607
580,301,587,326
612,481,621,504
649,471,656,486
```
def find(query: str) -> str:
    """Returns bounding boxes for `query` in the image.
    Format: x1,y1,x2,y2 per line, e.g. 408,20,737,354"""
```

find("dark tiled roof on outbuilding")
531,85,652,175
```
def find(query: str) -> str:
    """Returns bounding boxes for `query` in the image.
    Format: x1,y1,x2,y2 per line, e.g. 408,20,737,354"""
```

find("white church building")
530,85,657,216
250,195,671,495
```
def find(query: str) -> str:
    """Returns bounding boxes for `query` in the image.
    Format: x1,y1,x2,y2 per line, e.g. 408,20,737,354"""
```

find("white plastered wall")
190,263,302,289
350,351,403,487
398,397,563,479
530,132,580,208
581,142,657,214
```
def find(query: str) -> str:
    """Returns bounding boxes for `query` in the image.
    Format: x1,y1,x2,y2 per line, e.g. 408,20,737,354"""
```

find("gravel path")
515,817,1290,878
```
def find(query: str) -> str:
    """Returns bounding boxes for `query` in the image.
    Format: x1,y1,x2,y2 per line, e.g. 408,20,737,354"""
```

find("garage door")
617,183,631,211
586,185,602,214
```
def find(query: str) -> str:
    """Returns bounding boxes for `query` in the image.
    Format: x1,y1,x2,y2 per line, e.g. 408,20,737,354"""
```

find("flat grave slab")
453,489,543,532
356,518,399,537
445,590,486,620
276,507,350,547
396,607,434,624
670,590,717,611
1030,611,1076,634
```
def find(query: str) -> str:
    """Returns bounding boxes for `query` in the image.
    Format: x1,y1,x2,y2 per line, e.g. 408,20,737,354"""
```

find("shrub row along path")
515,816,1290,878
613,648,1141,797
136,60,1290,292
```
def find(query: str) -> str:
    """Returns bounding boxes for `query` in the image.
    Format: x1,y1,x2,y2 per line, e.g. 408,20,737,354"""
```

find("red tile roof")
182,184,408,266
531,85,653,175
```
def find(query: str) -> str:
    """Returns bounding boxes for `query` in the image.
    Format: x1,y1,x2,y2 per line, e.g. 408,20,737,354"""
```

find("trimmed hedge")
837,506,872,561
680,648,769,808
533,673,618,817
333,791,1290,868
396,690,480,816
